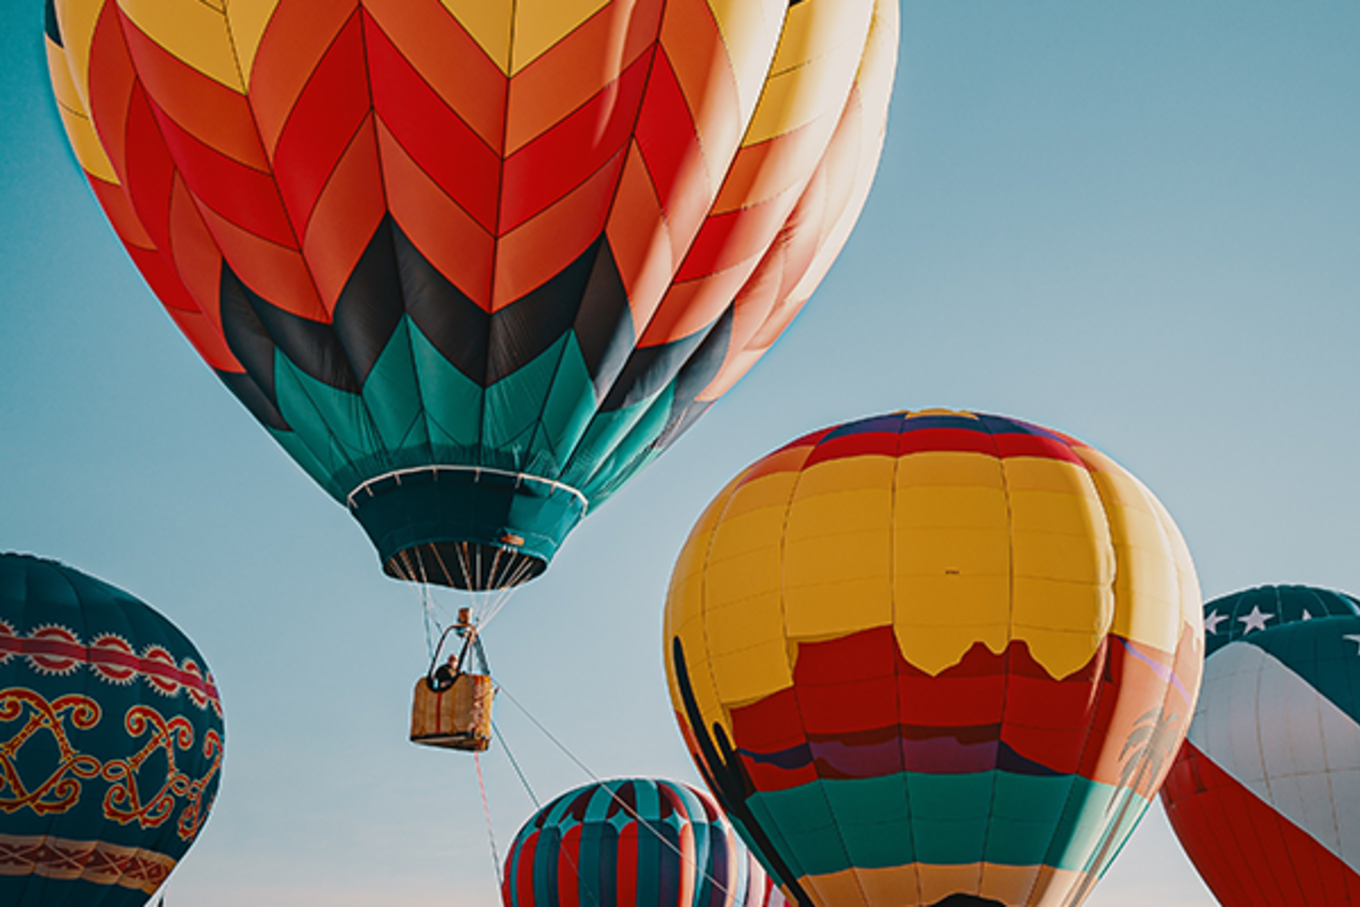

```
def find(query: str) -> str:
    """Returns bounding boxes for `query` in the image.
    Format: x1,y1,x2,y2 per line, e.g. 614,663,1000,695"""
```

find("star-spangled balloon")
1162,601,1360,905
1200,584,1359,657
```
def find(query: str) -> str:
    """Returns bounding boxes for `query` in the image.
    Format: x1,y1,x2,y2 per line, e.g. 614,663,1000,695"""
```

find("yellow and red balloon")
664,410,1204,907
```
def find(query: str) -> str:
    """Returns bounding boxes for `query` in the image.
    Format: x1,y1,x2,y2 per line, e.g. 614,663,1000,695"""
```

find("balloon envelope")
1161,591,1360,905
1201,584,1360,657
502,778,775,907
663,410,1204,907
45,0,898,589
0,553,223,906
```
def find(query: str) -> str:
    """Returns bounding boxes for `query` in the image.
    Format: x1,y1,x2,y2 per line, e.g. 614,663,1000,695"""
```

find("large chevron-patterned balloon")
1161,593,1360,905
44,0,898,589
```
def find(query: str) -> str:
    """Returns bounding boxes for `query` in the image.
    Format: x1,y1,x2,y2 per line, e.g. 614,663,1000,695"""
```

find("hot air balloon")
44,0,899,592
0,553,223,906
1160,589,1360,905
1199,584,1360,657
663,410,1204,907
503,777,779,907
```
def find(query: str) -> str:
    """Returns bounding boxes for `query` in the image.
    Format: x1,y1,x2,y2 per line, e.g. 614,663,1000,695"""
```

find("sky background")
3,2,1360,905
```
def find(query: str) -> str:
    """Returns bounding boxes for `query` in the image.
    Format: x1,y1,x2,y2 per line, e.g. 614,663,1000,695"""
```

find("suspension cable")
491,714,600,907
473,753,504,888
398,549,443,661
493,681,733,897
492,718,539,811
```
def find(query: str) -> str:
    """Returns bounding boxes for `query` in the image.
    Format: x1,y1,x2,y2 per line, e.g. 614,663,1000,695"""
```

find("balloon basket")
410,674,494,751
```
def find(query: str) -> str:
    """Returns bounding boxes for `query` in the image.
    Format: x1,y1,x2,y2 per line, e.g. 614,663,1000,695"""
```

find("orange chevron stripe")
125,240,241,371
504,0,662,155
726,239,790,356
640,262,750,347
150,102,295,248
673,190,797,285
86,2,137,187
118,12,267,170
375,118,493,309
248,0,358,158
499,49,652,233
712,115,838,215
604,143,673,333
633,47,710,256
660,0,746,178
166,174,226,319
271,12,371,232
194,200,326,321
364,0,507,151
166,305,240,373
367,14,501,233
88,174,152,249
120,80,176,252
300,115,387,312
492,148,625,310
65,0,898,417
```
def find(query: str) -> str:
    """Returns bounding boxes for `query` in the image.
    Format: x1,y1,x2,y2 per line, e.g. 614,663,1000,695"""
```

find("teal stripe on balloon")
268,314,689,507
747,772,1148,879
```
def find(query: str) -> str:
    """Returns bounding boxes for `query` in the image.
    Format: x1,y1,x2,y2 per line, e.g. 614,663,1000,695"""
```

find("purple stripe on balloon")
738,728,1066,779
1119,637,1192,706
740,733,998,778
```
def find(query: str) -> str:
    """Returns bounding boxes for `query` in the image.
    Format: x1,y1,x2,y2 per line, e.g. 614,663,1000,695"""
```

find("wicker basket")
410,673,494,751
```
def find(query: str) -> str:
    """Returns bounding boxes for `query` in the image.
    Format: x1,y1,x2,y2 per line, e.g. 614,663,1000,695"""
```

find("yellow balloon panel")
226,0,280,86
666,408,1201,702
52,0,108,114
118,0,246,91
704,0,788,124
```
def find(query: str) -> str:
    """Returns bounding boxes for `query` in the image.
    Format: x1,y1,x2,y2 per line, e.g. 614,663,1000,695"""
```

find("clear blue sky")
3,3,1359,905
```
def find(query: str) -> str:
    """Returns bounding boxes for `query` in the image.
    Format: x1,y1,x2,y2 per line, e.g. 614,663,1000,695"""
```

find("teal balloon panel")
1202,584,1360,657
0,553,224,906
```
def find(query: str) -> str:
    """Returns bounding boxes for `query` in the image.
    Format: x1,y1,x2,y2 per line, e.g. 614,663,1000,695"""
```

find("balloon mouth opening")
348,466,587,588
383,541,547,591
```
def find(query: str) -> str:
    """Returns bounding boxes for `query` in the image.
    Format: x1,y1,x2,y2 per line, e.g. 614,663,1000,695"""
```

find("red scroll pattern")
0,688,219,840
0,689,102,815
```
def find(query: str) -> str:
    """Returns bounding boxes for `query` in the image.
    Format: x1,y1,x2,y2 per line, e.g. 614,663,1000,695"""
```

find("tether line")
494,680,732,898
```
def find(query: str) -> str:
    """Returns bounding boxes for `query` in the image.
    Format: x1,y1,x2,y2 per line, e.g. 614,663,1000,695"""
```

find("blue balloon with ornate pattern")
0,553,224,905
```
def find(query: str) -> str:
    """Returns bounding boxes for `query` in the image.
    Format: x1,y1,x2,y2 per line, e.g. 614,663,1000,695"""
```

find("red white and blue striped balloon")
502,779,779,907
1161,599,1360,905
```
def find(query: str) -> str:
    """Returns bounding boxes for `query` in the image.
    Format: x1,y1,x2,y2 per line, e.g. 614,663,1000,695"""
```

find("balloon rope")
494,681,732,897
454,542,475,593
474,752,504,889
479,558,535,630
490,715,601,907
491,718,539,810
398,549,442,660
